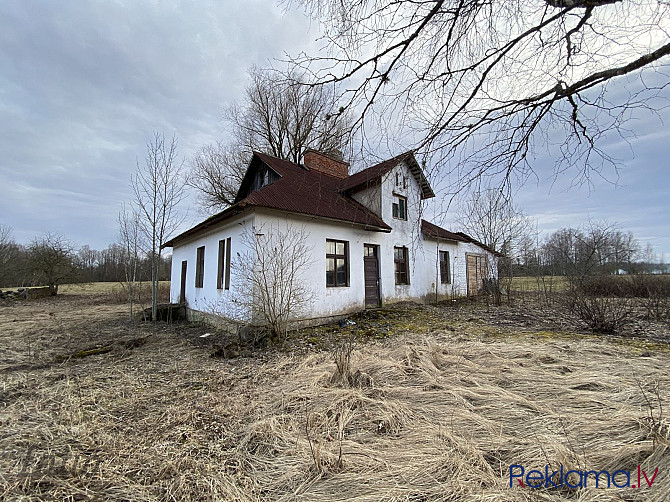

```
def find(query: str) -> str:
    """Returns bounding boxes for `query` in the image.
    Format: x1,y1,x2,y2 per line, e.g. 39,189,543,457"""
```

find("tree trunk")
151,251,158,321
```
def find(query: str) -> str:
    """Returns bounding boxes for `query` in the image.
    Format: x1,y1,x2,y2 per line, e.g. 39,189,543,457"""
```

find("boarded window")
392,195,407,220
217,240,225,289
326,239,349,287
394,246,409,285
225,237,231,290
439,250,450,284
195,246,205,288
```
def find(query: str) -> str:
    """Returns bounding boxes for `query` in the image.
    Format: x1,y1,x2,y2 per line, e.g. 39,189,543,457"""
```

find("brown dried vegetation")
1,290,669,501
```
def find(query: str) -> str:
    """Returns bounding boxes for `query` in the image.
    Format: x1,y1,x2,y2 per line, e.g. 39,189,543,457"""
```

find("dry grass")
509,276,569,294
1,293,669,501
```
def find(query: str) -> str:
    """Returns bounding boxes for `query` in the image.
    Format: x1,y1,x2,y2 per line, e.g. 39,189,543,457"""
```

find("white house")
164,150,500,328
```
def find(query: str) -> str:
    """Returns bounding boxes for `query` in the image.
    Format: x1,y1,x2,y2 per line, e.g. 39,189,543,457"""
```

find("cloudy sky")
1,1,668,260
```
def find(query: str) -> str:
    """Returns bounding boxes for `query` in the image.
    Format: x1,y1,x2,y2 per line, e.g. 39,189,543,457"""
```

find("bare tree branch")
287,0,670,191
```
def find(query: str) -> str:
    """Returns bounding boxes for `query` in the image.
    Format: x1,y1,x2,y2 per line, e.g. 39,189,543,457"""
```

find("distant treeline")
505,225,668,278
0,240,171,289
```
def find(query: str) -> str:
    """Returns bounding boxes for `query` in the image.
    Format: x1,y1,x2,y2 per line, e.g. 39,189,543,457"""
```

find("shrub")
569,294,633,334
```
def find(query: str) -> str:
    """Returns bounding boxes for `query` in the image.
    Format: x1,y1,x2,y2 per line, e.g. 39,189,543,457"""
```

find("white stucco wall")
169,211,256,321
169,158,499,325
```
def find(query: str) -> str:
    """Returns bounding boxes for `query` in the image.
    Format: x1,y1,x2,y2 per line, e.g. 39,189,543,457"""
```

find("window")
252,168,276,192
394,246,409,285
392,195,407,220
326,239,349,287
439,251,451,284
225,237,231,290
217,240,225,289
195,246,205,288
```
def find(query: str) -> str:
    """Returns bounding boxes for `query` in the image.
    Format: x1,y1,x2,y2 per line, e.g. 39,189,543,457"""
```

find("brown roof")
454,232,505,257
421,220,468,242
339,151,435,199
163,152,393,247
244,152,391,231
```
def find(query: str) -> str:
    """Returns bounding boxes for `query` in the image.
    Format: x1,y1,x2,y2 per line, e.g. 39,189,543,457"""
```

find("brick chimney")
303,149,349,179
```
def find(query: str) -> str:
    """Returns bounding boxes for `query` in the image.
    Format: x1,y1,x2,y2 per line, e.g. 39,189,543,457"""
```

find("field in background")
60,281,171,297
508,275,568,293
1,289,668,501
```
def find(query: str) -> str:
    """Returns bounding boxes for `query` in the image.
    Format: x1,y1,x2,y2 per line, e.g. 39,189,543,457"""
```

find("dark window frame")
326,239,349,287
225,237,231,290
394,246,410,285
195,246,205,288
439,250,451,284
392,195,407,220
217,240,225,289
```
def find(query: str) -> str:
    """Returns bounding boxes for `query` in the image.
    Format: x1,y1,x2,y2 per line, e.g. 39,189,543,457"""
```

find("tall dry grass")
1,295,668,501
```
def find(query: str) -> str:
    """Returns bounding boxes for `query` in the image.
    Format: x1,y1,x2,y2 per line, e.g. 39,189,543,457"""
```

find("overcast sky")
1,1,668,261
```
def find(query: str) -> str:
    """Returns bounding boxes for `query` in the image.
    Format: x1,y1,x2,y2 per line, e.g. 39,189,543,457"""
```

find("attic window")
395,172,407,189
252,168,273,192
392,195,407,220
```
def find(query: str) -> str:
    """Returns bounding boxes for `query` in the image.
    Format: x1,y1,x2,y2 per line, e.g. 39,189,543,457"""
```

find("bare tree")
0,225,15,284
131,132,186,321
118,203,143,320
289,0,670,192
542,220,639,284
28,233,77,295
188,141,247,210
456,190,533,257
188,67,354,211
226,224,314,340
456,189,533,301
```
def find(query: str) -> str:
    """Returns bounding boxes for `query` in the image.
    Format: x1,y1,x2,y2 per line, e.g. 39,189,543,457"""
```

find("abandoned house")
163,150,501,327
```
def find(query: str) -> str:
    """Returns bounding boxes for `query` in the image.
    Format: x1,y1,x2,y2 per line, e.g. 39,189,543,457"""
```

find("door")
179,260,187,304
466,254,486,296
364,244,380,307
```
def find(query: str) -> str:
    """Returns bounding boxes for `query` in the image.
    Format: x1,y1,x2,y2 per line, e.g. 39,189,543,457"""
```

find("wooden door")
363,244,380,307
466,254,486,296
179,260,187,304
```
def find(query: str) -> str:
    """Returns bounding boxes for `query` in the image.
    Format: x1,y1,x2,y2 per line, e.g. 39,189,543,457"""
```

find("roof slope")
455,232,505,257
339,151,435,199
421,220,468,242
244,152,391,231
164,151,394,247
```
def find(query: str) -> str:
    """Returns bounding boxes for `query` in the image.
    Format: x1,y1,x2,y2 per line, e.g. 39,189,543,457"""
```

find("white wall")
169,211,256,321
169,159,499,324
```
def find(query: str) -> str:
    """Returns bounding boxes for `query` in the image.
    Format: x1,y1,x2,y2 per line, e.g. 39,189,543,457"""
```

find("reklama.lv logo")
509,464,659,489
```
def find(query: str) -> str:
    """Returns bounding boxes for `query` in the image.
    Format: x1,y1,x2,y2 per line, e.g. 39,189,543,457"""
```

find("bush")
569,294,633,334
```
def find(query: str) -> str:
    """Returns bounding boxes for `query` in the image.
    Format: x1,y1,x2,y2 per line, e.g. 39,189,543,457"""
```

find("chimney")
303,149,349,179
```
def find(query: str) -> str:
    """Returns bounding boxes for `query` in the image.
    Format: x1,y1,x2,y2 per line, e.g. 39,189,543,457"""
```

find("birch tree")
118,203,143,320
131,132,186,321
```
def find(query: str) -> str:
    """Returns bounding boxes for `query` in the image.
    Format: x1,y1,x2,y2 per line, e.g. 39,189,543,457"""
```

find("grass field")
1,288,668,501
508,275,569,293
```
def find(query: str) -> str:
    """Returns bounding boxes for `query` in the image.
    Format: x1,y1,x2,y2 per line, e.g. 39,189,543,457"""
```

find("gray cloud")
0,0,316,248
0,1,668,261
